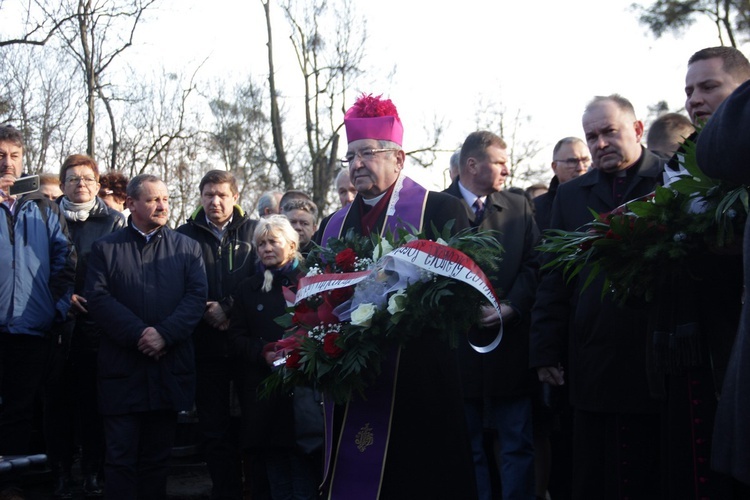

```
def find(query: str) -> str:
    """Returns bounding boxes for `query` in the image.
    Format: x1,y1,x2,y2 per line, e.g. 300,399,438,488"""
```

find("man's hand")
479,303,516,328
0,174,15,202
537,365,565,386
71,293,89,314
264,349,284,367
203,301,228,329
138,327,166,359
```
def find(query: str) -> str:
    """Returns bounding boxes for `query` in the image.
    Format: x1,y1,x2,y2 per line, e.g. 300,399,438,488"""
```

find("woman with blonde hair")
229,215,321,500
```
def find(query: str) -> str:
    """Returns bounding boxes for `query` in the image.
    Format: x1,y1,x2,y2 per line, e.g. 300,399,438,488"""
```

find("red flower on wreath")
286,350,301,369
335,248,357,271
329,286,354,305
323,333,343,358
292,300,318,326
316,299,339,326
605,229,622,241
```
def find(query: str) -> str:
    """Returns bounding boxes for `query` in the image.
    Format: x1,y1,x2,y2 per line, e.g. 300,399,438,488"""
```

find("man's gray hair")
257,190,282,217
552,137,586,158
126,174,162,200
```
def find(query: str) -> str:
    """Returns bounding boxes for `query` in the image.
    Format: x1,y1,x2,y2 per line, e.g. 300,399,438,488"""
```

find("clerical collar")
457,180,486,208
604,149,646,179
362,191,388,206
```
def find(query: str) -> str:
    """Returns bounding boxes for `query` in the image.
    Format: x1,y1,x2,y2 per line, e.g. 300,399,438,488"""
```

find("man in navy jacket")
86,174,207,499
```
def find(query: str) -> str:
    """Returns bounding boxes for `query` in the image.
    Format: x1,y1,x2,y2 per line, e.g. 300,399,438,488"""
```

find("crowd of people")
1,44,750,500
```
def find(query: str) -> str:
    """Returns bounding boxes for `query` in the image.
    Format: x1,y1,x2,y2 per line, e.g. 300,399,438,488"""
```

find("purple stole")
320,176,429,499
322,175,428,245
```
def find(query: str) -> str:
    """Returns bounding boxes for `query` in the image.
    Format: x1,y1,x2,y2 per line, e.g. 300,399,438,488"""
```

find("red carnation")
335,248,357,272
323,333,343,358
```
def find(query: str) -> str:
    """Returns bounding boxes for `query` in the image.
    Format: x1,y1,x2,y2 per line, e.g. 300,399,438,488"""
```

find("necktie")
473,198,485,223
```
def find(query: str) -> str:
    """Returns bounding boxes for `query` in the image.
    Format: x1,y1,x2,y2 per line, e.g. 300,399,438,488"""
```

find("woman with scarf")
45,154,125,498
229,215,321,500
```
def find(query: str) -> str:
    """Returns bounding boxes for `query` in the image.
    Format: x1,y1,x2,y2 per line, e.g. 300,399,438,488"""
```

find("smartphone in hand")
9,175,40,196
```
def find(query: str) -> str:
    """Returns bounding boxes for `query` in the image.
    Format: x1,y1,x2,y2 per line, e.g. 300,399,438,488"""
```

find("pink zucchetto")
343,94,404,146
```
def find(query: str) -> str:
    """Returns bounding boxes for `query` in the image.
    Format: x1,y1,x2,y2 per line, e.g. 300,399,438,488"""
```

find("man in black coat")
649,46,750,500
444,130,540,500
176,170,257,500
697,78,750,494
315,93,477,500
530,95,664,499
86,174,207,499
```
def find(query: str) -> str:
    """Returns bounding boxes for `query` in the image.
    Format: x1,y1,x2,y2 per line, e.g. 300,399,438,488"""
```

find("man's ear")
634,120,645,142
395,149,406,171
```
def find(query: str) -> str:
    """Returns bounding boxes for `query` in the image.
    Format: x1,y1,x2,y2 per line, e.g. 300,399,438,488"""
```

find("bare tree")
38,0,157,165
262,0,293,191
208,77,276,208
0,2,77,47
262,0,367,214
0,44,81,173
473,99,546,188
115,66,206,225
406,117,446,169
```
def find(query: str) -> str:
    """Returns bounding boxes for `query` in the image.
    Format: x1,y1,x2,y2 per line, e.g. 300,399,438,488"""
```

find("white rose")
387,290,407,315
350,303,378,327
373,240,394,261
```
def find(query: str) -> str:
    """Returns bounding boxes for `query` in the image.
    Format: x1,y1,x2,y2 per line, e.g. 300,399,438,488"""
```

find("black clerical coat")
530,148,664,413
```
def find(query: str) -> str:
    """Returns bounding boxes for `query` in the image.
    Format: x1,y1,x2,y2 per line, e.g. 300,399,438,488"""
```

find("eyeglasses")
340,148,399,167
554,157,591,166
65,176,98,186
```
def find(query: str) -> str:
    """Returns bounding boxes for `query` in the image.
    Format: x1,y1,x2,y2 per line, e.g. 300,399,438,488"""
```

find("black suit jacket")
444,182,541,398
530,147,664,413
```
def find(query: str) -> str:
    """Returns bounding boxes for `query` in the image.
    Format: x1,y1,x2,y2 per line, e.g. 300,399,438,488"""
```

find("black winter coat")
177,206,257,358
227,264,299,450
58,197,125,346
530,148,664,413
533,175,560,232
85,224,207,415
696,80,750,485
